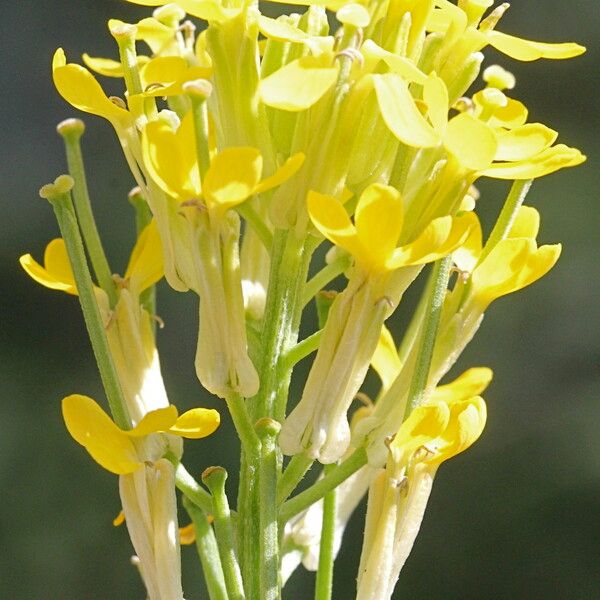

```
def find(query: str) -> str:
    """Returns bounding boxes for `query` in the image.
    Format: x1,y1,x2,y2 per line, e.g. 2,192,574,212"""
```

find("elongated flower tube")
279,183,474,463
20,221,166,422
63,394,219,600
356,393,486,600
143,112,303,397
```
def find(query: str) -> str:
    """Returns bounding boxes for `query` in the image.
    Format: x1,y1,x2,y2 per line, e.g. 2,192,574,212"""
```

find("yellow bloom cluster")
27,0,586,597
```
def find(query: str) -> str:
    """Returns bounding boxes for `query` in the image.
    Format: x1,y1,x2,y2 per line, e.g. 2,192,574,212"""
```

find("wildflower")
142,112,303,397
356,393,487,600
279,183,474,463
62,393,219,600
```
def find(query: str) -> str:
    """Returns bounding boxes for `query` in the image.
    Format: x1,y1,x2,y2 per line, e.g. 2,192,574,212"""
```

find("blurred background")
1,1,598,598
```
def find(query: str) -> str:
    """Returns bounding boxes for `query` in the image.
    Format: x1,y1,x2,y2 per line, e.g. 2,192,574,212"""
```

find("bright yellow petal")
431,368,493,404
254,153,305,194
360,40,427,85
62,394,140,475
480,144,586,179
390,212,474,268
52,50,131,124
168,408,221,439
142,115,200,200
257,14,309,43
307,190,366,261
127,406,178,437
19,239,78,295
423,72,449,133
371,325,402,392
373,73,440,148
486,30,586,62
444,113,497,171
203,147,262,213
140,56,188,88
494,124,558,162
125,220,164,294
508,206,540,240
355,184,404,271
259,55,339,111
433,396,487,463
390,401,450,459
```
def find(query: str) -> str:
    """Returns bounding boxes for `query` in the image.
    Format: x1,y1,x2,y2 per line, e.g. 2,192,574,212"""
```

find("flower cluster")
25,0,585,598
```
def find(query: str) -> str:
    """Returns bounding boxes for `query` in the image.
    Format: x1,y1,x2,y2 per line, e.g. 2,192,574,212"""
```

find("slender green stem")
237,201,273,252
183,497,228,600
404,257,452,418
256,419,282,600
301,254,351,307
283,329,323,370
186,82,212,180
479,179,533,263
203,467,246,600
314,464,337,600
57,120,117,306
42,177,129,429
279,447,367,524
225,392,261,459
169,457,213,515
278,453,315,505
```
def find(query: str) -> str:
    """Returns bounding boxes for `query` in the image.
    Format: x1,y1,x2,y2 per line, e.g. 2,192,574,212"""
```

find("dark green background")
1,1,598,598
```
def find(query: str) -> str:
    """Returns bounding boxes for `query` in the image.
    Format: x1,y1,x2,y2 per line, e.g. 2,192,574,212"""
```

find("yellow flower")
455,205,562,310
307,183,474,275
62,394,219,474
357,393,486,600
52,49,133,128
143,113,304,218
19,220,163,300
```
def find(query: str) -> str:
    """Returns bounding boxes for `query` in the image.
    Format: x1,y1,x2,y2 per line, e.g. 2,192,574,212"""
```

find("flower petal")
431,368,493,404
480,144,586,179
371,325,402,392
128,406,178,437
486,30,585,62
19,239,77,295
52,50,131,124
203,147,263,212
355,184,404,272
494,123,558,162
168,408,221,439
259,55,339,111
507,205,540,240
307,191,364,260
125,220,164,294
373,74,440,148
62,394,140,475
444,113,497,171
254,153,305,194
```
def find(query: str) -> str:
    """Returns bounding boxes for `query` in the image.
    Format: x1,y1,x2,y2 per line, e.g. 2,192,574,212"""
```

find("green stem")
203,467,246,600
225,393,261,459
186,81,212,180
278,453,315,505
256,419,282,600
183,497,228,600
301,254,351,307
169,457,213,515
237,201,273,252
41,177,129,429
404,257,452,418
57,119,117,306
279,447,367,524
479,179,533,264
282,329,323,370
314,464,337,600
